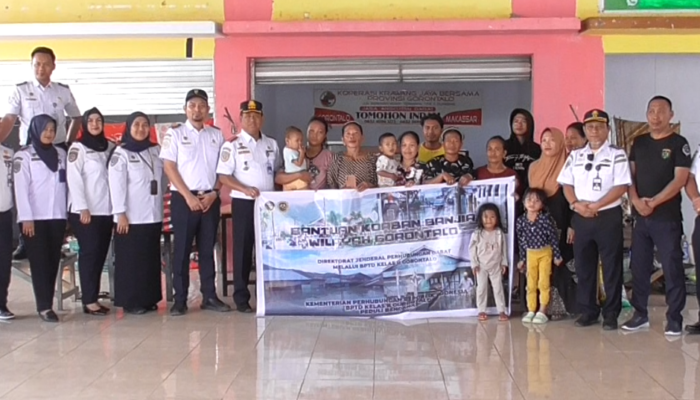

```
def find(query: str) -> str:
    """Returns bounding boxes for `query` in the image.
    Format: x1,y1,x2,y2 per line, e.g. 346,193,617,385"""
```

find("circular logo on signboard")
279,202,289,212
320,91,336,107
265,201,275,211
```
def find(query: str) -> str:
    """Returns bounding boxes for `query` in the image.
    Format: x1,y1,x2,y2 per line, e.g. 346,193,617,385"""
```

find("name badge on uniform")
592,177,602,192
150,180,158,196
243,161,249,171
266,162,273,175
58,169,66,183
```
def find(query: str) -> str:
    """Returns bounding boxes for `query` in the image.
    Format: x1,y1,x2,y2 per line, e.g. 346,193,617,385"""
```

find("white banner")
254,177,516,320
313,88,483,128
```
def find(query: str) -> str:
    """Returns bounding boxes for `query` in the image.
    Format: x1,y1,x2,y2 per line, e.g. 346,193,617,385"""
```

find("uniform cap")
185,89,208,103
583,109,609,125
240,100,263,114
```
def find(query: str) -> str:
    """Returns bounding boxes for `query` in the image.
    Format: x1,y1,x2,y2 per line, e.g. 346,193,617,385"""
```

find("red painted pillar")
531,35,605,137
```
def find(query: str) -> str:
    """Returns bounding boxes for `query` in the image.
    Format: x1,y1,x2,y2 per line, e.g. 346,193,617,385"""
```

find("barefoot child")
469,203,509,321
376,133,400,187
517,188,562,324
283,126,308,191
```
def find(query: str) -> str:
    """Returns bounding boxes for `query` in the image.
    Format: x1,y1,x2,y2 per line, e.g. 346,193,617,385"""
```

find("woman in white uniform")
67,107,114,316
13,114,67,322
108,112,163,315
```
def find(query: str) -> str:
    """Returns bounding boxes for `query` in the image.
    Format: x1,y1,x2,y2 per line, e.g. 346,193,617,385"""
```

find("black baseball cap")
240,100,263,114
583,109,609,125
185,89,208,103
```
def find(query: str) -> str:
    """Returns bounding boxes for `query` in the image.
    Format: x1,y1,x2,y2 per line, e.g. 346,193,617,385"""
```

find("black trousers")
68,213,113,305
693,215,700,320
630,217,685,324
572,206,624,319
24,219,66,311
0,210,12,309
170,191,220,304
232,198,255,307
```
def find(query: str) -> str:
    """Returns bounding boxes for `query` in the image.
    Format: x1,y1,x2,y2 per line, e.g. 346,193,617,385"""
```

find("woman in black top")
504,108,541,203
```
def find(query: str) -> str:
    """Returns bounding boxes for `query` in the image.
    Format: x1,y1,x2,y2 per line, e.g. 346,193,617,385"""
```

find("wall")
606,54,700,237
255,81,532,167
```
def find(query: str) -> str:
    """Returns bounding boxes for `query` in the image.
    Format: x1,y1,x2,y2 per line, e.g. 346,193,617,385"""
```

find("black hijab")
121,112,154,153
26,114,59,172
79,107,109,152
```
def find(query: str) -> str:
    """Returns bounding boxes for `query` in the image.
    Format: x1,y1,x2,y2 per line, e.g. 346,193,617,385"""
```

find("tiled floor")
3,275,700,400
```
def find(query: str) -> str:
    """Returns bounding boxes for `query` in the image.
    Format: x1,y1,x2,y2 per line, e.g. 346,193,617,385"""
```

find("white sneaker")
532,312,549,324
522,312,535,323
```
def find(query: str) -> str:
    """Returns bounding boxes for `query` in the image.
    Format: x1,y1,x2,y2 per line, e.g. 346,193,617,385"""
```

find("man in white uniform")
217,100,281,313
0,47,81,260
160,89,230,316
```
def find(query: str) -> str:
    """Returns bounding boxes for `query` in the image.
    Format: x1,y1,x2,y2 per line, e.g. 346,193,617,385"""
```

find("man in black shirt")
622,96,691,336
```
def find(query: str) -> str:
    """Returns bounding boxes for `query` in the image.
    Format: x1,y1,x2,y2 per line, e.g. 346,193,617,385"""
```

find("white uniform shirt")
557,141,632,211
0,145,14,212
690,144,700,187
216,131,282,200
67,142,114,216
108,146,164,225
13,147,67,222
159,121,223,192
7,79,81,145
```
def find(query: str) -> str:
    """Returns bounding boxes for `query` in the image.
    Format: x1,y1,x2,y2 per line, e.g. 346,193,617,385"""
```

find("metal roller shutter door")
254,57,531,85
0,60,215,115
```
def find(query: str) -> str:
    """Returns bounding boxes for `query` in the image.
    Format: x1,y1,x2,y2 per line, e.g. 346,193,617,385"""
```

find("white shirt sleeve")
691,146,700,176
66,144,88,212
13,152,32,222
6,85,21,116
63,88,81,118
108,149,128,215
216,142,236,176
612,150,632,186
376,155,390,172
468,231,480,267
283,147,302,172
159,129,179,163
557,153,576,186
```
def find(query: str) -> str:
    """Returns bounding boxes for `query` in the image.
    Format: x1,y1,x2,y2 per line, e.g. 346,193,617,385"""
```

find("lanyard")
136,150,154,178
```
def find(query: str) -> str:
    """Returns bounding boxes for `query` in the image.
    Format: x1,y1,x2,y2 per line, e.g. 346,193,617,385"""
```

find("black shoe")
83,305,109,316
236,304,254,314
170,303,188,316
146,304,159,312
665,320,682,336
0,307,15,320
621,313,650,331
124,307,148,315
38,310,59,323
575,314,599,327
602,315,618,331
201,297,232,313
685,321,700,334
12,245,27,261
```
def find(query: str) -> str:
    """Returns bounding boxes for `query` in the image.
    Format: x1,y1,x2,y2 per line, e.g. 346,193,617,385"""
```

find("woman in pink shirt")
276,117,335,190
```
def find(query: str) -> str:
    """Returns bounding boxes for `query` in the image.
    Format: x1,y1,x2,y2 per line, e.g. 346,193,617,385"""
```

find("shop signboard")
604,0,700,12
313,88,483,128
254,177,516,319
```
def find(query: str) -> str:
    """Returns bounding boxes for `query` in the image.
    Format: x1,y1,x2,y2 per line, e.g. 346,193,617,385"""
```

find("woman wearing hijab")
529,128,575,319
13,114,67,322
67,108,114,316
108,112,163,315
505,109,542,203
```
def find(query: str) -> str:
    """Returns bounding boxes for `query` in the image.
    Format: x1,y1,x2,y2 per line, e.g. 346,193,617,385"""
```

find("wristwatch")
569,200,578,211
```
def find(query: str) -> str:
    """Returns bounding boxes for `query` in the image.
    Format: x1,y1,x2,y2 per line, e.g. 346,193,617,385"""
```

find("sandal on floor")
532,312,549,324
498,313,509,321
478,313,488,321
522,312,535,323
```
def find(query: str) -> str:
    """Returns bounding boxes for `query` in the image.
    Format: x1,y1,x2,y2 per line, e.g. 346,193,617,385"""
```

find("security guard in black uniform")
557,109,631,330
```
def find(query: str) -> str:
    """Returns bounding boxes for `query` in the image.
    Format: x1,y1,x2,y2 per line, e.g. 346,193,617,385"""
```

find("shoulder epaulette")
56,82,70,88
211,125,221,130
16,81,28,87
170,123,182,129
609,144,621,150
